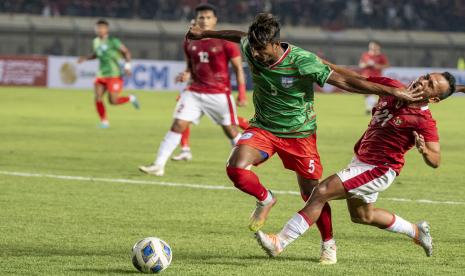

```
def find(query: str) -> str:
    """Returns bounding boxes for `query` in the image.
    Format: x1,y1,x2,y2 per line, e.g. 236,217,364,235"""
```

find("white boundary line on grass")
1,170,464,206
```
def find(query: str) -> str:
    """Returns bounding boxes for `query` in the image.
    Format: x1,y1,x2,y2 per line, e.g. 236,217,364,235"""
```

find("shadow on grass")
68,268,138,274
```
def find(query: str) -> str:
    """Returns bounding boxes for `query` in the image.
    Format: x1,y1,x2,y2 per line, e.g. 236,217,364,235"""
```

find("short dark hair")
96,19,109,26
248,13,281,49
439,71,456,100
195,3,217,16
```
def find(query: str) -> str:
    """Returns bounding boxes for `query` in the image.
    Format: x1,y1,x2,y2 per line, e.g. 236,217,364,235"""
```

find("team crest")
281,76,295,88
393,117,403,126
240,132,254,140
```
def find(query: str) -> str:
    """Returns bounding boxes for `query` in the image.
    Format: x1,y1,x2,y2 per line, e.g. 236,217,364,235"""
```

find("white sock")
181,146,191,152
384,214,416,239
259,190,273,206
231,133,242,146
154,131,182,167
323,238,336,247
277,213,310,248
129,94,136,102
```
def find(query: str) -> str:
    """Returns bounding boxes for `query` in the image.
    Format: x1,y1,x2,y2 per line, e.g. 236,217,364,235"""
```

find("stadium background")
1,1,465,275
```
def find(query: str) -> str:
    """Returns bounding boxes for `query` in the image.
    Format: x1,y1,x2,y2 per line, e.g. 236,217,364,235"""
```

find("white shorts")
336,157,396,203
173,90,238,126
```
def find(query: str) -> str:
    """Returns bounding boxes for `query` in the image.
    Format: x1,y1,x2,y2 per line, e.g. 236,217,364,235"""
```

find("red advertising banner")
0,56,48,86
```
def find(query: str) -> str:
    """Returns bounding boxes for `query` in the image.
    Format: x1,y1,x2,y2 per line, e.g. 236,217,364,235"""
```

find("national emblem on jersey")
281,76,295,88
393,117,403,126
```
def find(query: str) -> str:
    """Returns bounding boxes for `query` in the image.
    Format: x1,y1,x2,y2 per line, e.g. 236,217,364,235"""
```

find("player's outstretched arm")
77,53,96,64
322,59,365,80
414,131,441,168
456,85,465,93
186,25,246,43
119,44,132,76
326,71,424,102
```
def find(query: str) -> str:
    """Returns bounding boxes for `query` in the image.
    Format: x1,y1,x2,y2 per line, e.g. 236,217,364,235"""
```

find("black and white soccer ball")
132,237,172,273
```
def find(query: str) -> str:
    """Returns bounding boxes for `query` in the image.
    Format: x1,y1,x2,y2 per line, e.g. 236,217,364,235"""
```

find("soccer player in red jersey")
139,4,247,175
256,62,457,259
359,41,390,114
78,19,139,128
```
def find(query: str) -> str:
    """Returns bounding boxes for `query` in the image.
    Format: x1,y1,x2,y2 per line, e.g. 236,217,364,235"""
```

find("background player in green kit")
78,19,139,128
186,13,424,265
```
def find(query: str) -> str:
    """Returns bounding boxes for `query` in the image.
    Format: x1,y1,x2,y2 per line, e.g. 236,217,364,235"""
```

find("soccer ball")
132,237,172,273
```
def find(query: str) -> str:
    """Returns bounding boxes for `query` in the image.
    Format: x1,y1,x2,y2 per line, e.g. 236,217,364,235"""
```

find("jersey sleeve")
112,37,122,49
417,117,439,142
295,52,332,87
224,41,241,59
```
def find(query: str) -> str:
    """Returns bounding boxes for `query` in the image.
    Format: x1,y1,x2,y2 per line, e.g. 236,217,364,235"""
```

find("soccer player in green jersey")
78,19,139,128
187,13,423,264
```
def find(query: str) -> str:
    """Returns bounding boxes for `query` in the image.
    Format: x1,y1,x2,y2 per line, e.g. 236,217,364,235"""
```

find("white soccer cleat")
99,120,110,129
414,221,433,257
319,242,337,265
138,164,165,176
171,150,193,161
255,231,283,257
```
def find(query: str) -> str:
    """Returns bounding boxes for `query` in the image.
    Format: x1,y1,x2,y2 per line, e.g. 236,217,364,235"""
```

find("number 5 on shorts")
308,159,315,174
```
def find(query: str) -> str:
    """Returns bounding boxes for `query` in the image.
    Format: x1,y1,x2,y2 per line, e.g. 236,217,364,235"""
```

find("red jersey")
184,38,240,94
354,77,439,175
359,52,388,77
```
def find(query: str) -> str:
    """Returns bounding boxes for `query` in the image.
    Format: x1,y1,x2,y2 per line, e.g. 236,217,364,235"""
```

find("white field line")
1,170,464,206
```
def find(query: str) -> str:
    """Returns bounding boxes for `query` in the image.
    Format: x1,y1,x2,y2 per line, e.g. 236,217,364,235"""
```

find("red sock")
237,116,250,130
316,203,333,241
226,166,268,201
181,127,190,149
115,96,130,105
95,100,107,121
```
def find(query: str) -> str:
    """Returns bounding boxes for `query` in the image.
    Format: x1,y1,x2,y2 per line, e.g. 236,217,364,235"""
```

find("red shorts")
237,127,323,179
94,77,123,93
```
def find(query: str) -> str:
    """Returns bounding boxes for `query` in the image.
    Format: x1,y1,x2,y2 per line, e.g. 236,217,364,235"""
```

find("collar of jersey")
269,43,291,69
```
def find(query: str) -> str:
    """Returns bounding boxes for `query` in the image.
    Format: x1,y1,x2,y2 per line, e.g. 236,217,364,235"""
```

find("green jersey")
240,37,332,138
93,36,123,78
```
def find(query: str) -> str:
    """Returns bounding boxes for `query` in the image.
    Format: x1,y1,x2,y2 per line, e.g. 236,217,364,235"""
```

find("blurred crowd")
2,0,465,32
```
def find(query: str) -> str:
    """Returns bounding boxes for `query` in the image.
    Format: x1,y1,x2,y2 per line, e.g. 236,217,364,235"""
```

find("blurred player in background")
186,13,422,265
78,19,139,128
359,41,389,114
139,4,246,175
256,64,456,260
172,20,249,161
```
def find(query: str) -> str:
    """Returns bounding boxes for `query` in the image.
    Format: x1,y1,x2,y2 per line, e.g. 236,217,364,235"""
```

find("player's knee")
109,97,118,105
170,121,188,133
313,184,331,202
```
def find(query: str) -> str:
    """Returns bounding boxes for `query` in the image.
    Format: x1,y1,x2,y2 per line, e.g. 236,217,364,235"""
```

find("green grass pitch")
1,87,465,275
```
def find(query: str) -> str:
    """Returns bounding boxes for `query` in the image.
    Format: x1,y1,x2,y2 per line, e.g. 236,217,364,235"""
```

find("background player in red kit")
139,4,246,176
256,62,456,260
359,41,390,114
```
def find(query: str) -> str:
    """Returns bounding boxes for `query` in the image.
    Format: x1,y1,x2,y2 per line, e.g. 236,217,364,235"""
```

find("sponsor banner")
0,56,47,86
47,56,187,91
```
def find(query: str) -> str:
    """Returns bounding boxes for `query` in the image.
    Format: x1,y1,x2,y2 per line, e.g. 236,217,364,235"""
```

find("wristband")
124,62,132,70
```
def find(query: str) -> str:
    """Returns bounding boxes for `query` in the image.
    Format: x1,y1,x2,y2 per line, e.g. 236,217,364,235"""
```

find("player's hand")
394,86,425,103
237,98,247,107
124,68,132,77
175,71,191,83
413,131,426,154
186,24,204,40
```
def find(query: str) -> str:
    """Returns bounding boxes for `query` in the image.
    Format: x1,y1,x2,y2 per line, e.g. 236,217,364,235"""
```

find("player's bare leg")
108,91,139,109
346,199,433,257
94,83,109,128
226,145,276,231
256,175,344,258
221,125,242,146
139,119,191,176
297,174,336,265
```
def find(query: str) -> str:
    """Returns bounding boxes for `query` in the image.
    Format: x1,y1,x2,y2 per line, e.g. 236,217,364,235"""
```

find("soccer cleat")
255,231,283,257
319,242,337,265
139,164,164,176
248,191,277,232
130,94,140,110
99,121,110,129
414,221,433,257
171,150,193,161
